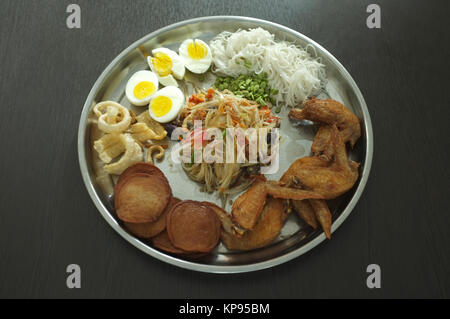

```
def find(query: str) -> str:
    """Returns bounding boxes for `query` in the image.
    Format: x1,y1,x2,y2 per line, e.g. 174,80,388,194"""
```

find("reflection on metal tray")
78,16,373,273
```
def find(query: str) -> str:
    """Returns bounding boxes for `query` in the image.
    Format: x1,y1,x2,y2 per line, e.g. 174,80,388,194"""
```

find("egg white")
125,70,159,106
148,86,184,123
148,48,186,88
179,39,212,74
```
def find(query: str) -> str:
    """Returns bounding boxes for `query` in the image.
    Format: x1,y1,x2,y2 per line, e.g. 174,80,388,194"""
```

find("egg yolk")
152,53,173,77
187,41,207,60
133,81,156,100
151,96,173,117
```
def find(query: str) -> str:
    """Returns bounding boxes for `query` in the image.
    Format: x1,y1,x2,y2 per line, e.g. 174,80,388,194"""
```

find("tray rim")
77,16,374,274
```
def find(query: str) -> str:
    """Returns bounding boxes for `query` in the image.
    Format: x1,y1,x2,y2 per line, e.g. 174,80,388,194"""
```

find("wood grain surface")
0,0,449,298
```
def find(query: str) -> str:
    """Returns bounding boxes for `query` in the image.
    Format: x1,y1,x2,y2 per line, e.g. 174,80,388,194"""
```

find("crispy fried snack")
167,201,221,253
124,197,180,239
152,231,207,259
232,177,323,230
152,231,188,255
222,198,287,251
289,98,361,158
281,125,359,199
93,101,132,133
291,199,318,230
116,162,166,184
93,133,126,164
136,111,167,140
114,170,171,223
128,123,160,142
103,134,143,175
147,145,165,164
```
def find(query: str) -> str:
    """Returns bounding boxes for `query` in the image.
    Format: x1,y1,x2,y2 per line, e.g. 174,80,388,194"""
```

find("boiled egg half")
125,70,159,106
148,86,184,123
179,39,212,74
148,48,185,87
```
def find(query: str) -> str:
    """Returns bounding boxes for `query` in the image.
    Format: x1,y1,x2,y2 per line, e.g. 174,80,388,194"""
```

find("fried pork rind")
128,123,155,142
103,134,143,175
94,101,132,133
167,201,221,253
222,198,287,251
114,170,171,223
124,197,180,239
128,122,167,142
147,145,165,164
93,133,125,164
136,111,167,140
92,104,168,177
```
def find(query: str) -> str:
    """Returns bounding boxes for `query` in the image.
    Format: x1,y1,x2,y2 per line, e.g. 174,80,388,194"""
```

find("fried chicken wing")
232,178,323,230
231,178,268,230
311,125,334,159
265,182,325,201
309,199,332,239
202,201,245,237
222,198,287,251
290,98,361,157
291,199,318,230
281,125,360,199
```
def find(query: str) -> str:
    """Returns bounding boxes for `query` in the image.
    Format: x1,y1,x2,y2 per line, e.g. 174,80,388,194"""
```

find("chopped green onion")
215,72,280,110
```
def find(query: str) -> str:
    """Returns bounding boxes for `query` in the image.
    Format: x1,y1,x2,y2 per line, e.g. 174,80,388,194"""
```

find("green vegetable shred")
214,72,278,107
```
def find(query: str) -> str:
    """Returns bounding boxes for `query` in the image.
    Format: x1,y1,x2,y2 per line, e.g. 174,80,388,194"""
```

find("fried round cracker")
152,231,188,254
167,201,221,253
115,173,171,223
124,197,181,239
115,162,169,194
152,231,207,259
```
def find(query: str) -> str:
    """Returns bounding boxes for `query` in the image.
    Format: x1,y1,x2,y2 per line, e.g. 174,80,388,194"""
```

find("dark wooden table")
0,0,449,299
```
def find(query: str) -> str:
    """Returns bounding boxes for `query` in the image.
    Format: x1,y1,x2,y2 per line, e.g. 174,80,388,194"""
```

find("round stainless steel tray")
78,16,373,273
